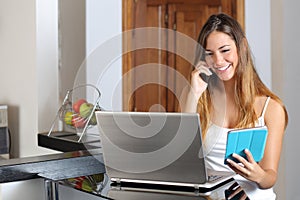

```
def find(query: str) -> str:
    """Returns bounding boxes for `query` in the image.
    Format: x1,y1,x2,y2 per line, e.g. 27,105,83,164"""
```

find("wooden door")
123,0,244,112
128,1,168,112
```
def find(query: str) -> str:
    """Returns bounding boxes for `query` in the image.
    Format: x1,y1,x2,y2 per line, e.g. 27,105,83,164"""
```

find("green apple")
79,103,94,118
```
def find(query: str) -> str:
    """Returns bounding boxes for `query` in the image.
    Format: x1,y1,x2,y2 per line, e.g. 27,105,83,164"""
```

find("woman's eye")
221,49,230,53
205,52,213,56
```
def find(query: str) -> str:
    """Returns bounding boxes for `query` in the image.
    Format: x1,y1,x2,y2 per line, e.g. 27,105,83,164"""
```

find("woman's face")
204,31,239,82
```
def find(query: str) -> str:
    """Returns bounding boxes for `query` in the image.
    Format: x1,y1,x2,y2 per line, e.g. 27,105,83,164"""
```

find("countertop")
0,148,105,183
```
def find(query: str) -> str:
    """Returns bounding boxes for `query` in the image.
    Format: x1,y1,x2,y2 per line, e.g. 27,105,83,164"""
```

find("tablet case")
224,126,268,164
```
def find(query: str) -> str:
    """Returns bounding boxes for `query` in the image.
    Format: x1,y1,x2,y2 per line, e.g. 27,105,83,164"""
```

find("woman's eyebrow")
219,45,230,49
205,45,230,52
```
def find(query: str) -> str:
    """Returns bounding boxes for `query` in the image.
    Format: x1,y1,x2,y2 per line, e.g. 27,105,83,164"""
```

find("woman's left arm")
226,99,286,189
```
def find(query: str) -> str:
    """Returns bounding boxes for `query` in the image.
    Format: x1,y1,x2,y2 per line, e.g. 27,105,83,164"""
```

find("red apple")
72,99,87,113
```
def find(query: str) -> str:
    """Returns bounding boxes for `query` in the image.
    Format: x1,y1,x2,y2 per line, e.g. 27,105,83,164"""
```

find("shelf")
38,131,101,152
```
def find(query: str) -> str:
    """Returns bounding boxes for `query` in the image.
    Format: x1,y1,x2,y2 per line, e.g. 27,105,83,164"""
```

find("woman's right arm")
181,62,211,113
182,89,201,113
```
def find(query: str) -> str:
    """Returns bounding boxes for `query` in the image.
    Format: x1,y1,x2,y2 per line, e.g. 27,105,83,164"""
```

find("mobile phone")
199,73,210,83
199,67,214,83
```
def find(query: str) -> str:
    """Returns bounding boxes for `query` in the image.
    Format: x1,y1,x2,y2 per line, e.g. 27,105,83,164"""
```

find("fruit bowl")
59,99,101,130
48,84,102,142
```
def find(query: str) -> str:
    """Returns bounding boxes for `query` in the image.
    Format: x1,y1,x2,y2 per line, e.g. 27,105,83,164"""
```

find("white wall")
58,0,87,101
86,0,122,111
0,0,59,198
0,0,38,158
0,0,57,158
282,1,300,199
245,0,271,88
36,0,61,146
270,1,286,199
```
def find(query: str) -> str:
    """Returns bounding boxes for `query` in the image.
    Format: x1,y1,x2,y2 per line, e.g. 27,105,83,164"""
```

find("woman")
183,13,288,199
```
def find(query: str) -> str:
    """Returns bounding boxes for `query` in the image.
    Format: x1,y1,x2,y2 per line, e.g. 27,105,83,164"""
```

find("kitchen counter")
0,148,105,183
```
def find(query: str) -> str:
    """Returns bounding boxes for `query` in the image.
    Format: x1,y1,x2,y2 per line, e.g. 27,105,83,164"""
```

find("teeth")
216,65,230,71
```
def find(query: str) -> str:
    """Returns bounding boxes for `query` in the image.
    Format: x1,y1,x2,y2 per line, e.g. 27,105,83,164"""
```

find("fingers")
226,157,251,177
226,150,258,181
189,61,212,94
228,149,255,165
244,149,256,163
194,61,212,76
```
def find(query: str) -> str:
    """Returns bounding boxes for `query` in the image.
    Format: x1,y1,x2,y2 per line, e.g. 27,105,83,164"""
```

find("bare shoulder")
266,98,285,116
264,98,286,131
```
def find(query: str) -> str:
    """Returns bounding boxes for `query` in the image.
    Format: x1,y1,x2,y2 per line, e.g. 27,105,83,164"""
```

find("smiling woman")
183,13,288,200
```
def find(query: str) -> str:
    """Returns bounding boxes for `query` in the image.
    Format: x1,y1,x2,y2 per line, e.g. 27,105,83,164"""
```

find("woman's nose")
213,53,224,66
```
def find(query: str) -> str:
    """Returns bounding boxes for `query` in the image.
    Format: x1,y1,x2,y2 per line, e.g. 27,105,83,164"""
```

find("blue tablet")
224,126,268,164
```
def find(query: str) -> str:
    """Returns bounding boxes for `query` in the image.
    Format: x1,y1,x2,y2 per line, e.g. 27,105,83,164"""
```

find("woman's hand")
190,61,212,97
181,61,212,113
226,149,265,185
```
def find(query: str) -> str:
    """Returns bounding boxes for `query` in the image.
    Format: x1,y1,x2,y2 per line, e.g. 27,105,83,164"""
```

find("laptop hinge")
193,184,200,190
111,178,122,190
111,178,121,184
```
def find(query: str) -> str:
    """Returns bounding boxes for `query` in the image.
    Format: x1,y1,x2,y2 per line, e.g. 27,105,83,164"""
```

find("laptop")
95,111,234,195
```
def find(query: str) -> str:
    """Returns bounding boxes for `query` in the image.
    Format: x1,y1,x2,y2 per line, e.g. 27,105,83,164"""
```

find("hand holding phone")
200,73,210,83
194,61,213,83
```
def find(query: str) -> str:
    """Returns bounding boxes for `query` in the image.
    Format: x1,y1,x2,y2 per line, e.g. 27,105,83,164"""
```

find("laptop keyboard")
208,175,223,182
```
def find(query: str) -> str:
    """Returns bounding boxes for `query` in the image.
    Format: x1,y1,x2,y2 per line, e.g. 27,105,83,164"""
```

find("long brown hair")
195,13,288,138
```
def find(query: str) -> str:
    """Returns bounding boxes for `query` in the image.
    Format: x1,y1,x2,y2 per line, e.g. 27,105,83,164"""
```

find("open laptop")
95,111,234,195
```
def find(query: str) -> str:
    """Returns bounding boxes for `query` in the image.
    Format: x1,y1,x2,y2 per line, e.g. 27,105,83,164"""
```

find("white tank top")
204,97,276,199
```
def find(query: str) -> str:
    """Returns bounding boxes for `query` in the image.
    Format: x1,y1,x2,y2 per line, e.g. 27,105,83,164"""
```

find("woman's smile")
214,64,231,72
